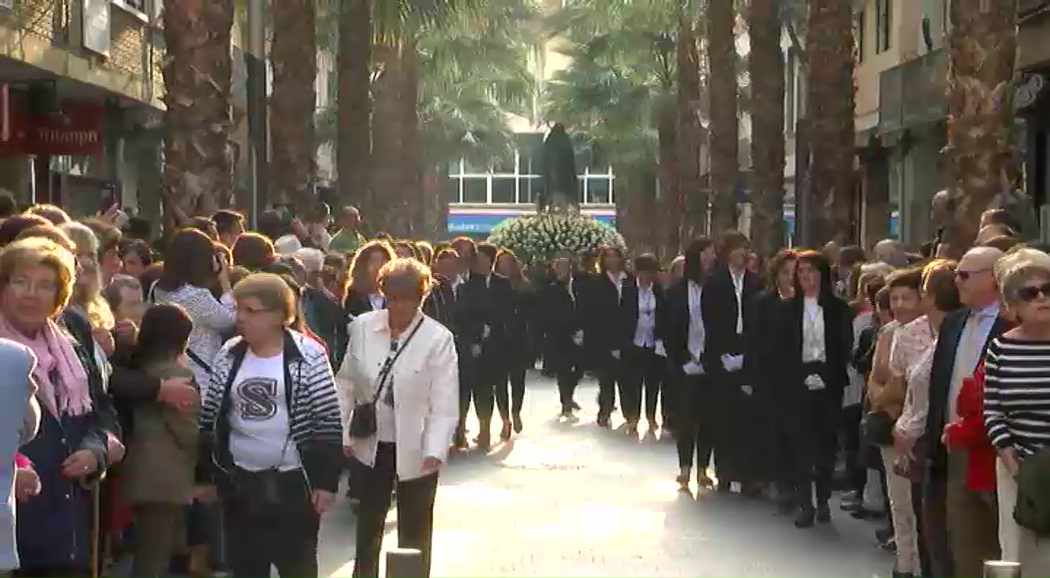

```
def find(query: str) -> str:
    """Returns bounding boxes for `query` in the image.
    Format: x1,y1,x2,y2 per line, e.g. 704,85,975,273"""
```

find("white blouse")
802,297,826,363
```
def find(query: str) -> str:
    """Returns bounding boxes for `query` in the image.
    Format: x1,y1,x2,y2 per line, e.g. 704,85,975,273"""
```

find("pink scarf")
0,315,91,417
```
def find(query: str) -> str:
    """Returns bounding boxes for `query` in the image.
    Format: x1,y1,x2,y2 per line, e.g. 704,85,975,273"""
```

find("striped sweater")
199,329,344,492
983,336,1050,457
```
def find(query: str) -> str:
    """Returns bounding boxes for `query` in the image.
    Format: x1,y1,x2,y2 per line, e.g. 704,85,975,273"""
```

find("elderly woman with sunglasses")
983,248,1050,575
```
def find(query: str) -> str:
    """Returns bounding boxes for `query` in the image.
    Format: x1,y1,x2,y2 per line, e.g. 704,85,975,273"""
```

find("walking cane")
90,482,101,578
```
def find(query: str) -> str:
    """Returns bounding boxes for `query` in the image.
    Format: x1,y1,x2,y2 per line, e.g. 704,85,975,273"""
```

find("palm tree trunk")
400,41,423,237
270,0,317,207
805,0,856,245
657,101,681,261
747,0,786,258
338,0,372,209
677,19,706,241
371,40,405,236
708,0,739,235
944,0,1019,255
162,0,234,231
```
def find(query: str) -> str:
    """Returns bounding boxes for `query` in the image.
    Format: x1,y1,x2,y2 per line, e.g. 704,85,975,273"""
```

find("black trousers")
552,343,582,409
354,443,440,578
456,354,473,435
470,352,505,430
786,390,839,510
596,351,621,419
496,355,527,420
622,346,662,425
674,373,713,471
223,469,320,578
710,375,762,485
839,403,866,495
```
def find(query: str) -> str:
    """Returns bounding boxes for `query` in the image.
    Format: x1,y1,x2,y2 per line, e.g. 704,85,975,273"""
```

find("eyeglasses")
956,268,991,281
1017,281,1050,303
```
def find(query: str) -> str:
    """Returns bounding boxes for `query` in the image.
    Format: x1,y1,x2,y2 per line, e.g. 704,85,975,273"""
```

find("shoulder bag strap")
370,316,426,404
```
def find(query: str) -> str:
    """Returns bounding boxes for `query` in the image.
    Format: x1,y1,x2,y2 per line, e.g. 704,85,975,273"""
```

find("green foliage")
487,212,626,263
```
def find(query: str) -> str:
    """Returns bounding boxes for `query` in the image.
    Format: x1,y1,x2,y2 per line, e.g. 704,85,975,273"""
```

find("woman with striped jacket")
198,273,343,578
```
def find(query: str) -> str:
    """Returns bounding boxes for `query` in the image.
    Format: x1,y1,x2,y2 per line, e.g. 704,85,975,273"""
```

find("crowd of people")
0,193,1048,578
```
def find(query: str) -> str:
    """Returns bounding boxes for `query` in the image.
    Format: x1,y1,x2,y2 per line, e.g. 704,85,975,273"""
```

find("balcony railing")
878,48,947,134
1020,0,1050,20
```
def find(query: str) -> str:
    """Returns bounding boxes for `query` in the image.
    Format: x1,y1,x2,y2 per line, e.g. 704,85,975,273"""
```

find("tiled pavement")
319,373,891,577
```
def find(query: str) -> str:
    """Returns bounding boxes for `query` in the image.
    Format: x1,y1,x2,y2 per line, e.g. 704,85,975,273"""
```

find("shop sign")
0,98,104,156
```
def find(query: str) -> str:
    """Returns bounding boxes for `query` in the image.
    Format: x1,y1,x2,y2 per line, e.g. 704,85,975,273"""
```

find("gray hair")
998,248,1050,306
59,222,99,257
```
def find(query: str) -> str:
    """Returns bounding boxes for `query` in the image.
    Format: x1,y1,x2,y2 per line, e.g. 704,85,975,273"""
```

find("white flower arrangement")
487,212,626,263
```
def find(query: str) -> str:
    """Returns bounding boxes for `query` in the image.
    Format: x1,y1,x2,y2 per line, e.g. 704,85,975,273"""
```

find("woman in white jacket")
337,258,459,578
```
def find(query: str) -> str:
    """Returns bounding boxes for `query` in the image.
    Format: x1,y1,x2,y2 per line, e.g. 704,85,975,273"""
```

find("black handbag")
348,318,425,440
861,410,896,446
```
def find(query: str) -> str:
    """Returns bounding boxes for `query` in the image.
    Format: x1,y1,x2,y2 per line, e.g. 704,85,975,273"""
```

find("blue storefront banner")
448,211,616,234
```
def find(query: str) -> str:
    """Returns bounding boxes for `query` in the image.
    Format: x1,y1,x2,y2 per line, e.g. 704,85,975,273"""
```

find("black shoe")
476,429,491,451
570,401,582,411
560,405,573,418
794,508,815,529
512,413,523,433
815,502,831,524
453,430,468,450
597,415,611,428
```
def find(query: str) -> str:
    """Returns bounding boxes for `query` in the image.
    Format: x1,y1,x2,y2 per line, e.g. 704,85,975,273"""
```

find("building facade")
0,0,166,219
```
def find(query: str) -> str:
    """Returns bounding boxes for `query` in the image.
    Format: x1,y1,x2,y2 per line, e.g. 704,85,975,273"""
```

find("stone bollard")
983,560,1022,578
385,547,425,578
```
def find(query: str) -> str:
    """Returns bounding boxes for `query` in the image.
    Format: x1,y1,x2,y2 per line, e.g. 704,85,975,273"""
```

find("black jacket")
584,271,634,355
455,272,514,352
620,280,668,351
703,267,762,368
766,293,854,402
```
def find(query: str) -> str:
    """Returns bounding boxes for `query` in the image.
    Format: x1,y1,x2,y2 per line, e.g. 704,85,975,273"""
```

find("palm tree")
337,0,372,209
707,0,738,235
677,16,705,243
943,0,1019,255
747,0,785,258
804,0,855,245
161,0,235,230
270,0,317,207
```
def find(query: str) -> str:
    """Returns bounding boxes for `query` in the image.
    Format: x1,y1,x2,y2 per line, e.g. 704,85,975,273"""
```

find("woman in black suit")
620,254,667,434
702,231,763,494
664,238,718,492
587,246,633,428
341,239,394,504
770,250,853,528
746,248,798,510
541,255,586,417
495,249,536,434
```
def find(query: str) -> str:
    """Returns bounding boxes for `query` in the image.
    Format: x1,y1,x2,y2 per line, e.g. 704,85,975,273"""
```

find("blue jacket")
0,340,39,572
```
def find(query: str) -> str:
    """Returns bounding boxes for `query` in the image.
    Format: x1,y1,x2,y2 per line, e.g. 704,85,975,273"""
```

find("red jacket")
943,363,996,492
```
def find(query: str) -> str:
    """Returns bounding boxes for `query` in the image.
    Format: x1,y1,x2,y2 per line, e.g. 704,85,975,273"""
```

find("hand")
157,377,199,412
92,326,116,357
893,430,915,459
190,485,217,505
113,319,138,347
96,204,121,225
741,385,753,396
15,466,41,501
421,456,443,475
291,218,309,239
61,450,99,479
311,490,335,515
611,350,620,360
105,433,126,465
1001,448,1021,477
343,445,355,458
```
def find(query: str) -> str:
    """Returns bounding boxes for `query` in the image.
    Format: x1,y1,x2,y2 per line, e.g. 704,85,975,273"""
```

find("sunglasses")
956,268,990,281
1018,281,1050,303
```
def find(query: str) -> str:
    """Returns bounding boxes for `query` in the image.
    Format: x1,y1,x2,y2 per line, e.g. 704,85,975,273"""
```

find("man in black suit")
702,231,763,494
457,242,514,449
586,246,633,428
620,254,667,434
921,246,1007,578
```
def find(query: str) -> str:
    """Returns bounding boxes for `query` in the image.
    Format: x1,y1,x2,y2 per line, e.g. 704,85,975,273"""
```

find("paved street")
317,372,891,577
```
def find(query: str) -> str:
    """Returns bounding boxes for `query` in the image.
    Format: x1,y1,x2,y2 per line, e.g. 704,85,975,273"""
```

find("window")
855,8,865,63
876,0,891,54
463,177,488,203
587,177,611,204
444,177,461,204
491,177,516,203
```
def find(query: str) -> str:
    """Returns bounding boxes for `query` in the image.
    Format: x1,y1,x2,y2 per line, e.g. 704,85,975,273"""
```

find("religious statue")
537,123,579,213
